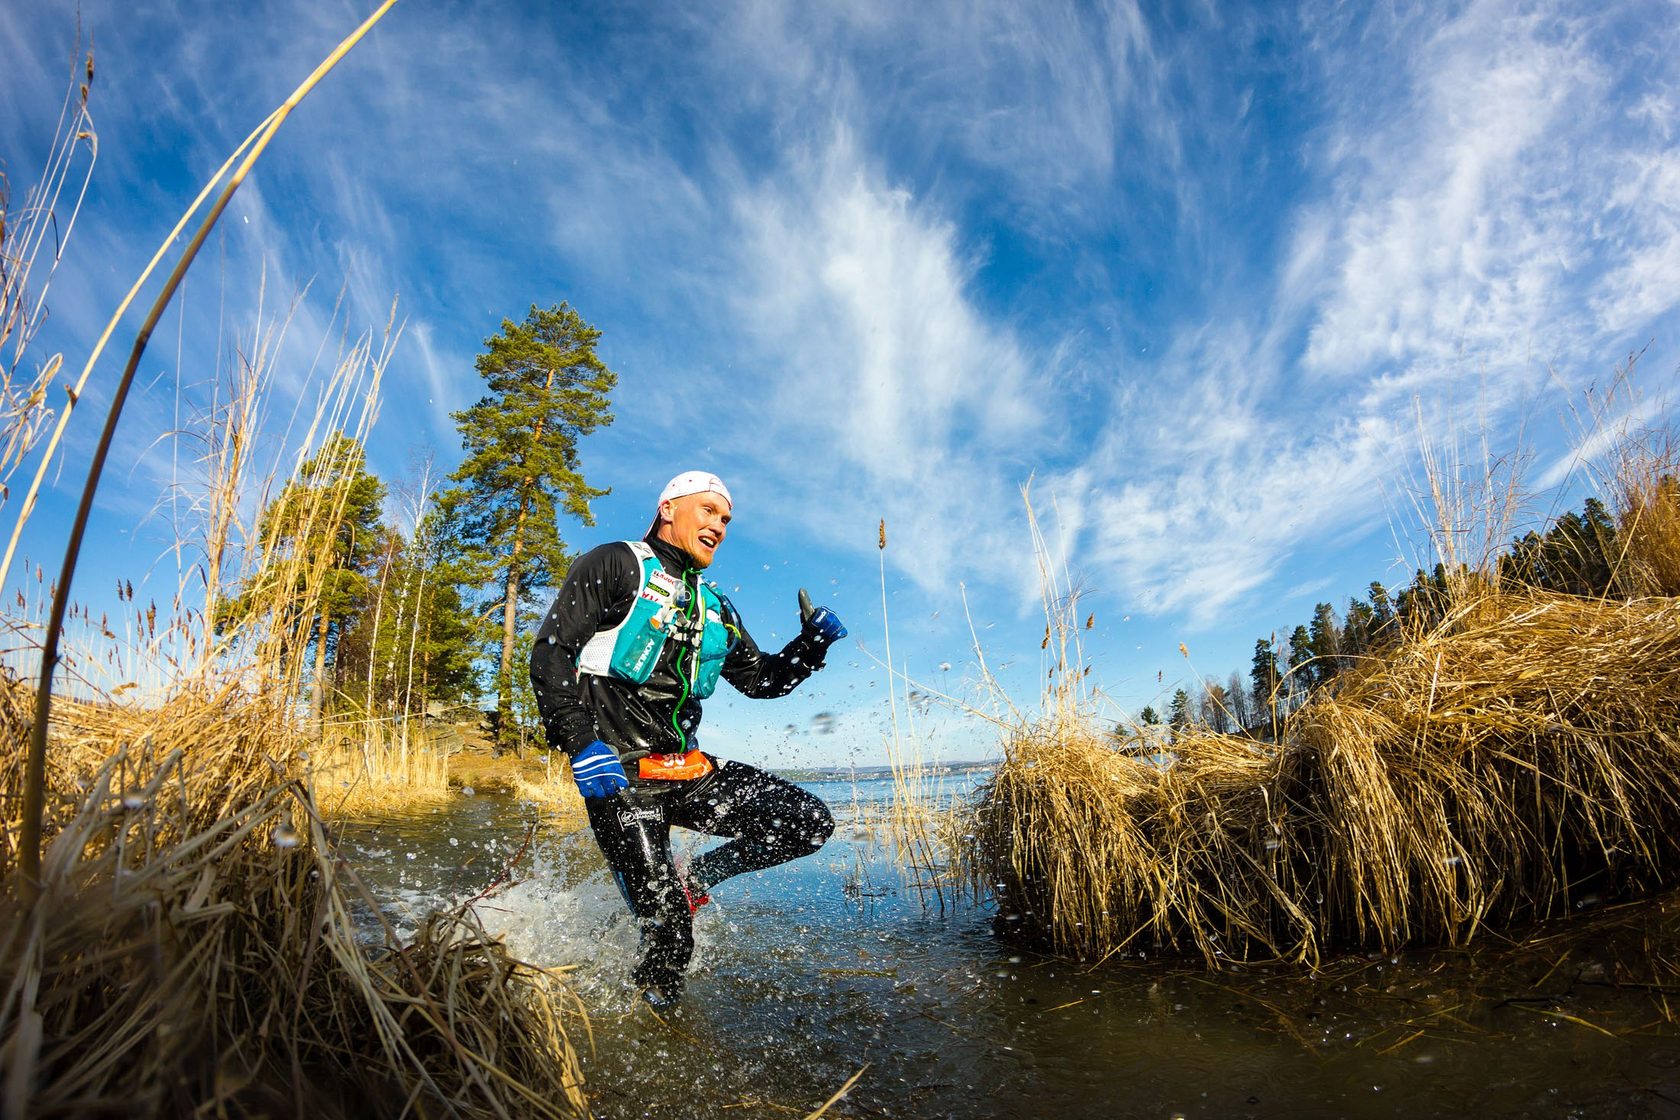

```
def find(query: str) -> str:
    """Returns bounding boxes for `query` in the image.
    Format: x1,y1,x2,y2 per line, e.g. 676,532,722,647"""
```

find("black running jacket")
529,532,830,767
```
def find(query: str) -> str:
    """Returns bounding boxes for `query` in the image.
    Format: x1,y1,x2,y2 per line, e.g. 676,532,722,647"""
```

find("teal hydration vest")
576,541,730,699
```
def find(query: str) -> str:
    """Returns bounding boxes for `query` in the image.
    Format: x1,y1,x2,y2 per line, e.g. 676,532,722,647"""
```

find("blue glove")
798,588,847,645
571,740,628,798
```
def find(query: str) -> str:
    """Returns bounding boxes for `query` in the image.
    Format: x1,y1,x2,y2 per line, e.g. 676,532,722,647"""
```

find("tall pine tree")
444,303,617,752
1168,687,1192,741
1250,638,1280,735
221,433,386,724
1286,624,1314,709
1307,601,1342,684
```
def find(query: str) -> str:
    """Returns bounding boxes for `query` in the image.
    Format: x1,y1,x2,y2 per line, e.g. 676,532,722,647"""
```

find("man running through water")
530,471,846,1006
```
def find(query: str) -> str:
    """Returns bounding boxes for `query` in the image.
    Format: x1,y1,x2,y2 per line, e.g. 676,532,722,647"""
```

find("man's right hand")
798,588,848,646
571,741,629,798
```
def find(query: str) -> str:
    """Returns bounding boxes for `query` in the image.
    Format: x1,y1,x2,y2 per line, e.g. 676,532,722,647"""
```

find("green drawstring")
669,567,701,751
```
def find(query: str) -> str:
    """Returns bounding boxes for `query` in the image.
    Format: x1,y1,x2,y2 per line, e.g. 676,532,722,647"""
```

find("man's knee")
799,793,835,852
754,789,832,857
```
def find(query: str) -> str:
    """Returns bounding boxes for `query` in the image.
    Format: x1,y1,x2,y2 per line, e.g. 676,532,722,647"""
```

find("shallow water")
337,778,1680,1119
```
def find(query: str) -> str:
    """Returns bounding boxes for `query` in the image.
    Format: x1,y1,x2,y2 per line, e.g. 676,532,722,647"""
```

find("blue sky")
4,0,1677,769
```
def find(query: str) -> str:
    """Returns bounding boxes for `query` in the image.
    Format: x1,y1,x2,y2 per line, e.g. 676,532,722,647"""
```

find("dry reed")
0,45,94,518
871,517,960,907
0,681,589,1116
1610,431,1680,597
965,453,1680,969
2,9,596,1112
312,715,454,816
510,754,589,826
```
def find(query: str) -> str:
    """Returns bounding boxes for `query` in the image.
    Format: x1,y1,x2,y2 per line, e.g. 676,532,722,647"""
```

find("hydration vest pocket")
691,600,729,697
637,750,714,781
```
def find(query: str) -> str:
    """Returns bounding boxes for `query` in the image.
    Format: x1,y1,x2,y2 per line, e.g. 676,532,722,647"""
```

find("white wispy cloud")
720,0,1175,226
1047,317,1406,627
14,0,1680,684
1593,146,1680,329
707,128,1050,604
1304,3,1596,382
1302,0,1680,407
1050,0,1680,629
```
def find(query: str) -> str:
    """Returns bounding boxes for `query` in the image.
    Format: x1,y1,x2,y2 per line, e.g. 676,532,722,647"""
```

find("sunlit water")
337,776,1680,1119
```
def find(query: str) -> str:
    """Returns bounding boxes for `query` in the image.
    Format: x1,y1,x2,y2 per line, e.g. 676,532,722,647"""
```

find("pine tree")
1368,581,1395,642
221,433,386,723
1502,498,1620,597
1168,687,1191,741
1250,638,1280,734
1286,624,1314,708
1395,568,1433,629
1308,601,1342,684
444,303,617,753
1341,597,1374,662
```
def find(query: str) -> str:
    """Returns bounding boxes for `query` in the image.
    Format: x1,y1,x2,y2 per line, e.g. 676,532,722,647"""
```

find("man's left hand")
798,588,847,645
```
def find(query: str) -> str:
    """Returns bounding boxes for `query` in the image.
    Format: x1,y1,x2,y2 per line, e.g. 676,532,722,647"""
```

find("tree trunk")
365,540,395,715
311,608,330,735
401,561,426,721
495,367,554,756
497,497,528,756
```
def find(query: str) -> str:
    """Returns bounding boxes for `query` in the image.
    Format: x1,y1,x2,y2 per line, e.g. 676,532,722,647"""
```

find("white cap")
658,470,732,509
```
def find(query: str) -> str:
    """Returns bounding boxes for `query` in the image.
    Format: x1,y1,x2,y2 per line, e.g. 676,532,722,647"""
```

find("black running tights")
582,758,835,996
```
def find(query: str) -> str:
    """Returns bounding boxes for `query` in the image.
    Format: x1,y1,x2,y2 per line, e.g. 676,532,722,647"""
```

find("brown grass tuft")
965,442,1680,969
1611,434,1680,597
1,10,591,1109
0,682,590,1117
972,587,1680,969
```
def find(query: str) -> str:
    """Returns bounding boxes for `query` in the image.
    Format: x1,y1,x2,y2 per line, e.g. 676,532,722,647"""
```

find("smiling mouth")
697,533,719,549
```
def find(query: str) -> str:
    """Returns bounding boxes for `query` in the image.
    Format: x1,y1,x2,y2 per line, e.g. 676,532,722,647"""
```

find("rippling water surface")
337,776,1680,1119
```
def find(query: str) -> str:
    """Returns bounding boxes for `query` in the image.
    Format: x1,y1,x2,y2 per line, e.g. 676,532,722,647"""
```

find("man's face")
657,491,732,568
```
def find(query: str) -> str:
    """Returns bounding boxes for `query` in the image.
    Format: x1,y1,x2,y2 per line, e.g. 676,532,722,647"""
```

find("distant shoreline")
776,760,997,783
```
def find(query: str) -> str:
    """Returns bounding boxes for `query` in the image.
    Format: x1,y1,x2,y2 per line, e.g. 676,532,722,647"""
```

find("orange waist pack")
637,750,714,781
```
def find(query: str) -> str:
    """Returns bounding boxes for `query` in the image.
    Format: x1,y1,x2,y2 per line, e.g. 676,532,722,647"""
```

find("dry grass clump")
974,588,1680,969
312,715,455,816
971,709,1289,964
1612,439,1680,597
1,12,594,1113
0,682,590,1117
969,461,1680,969
510,754,588,826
